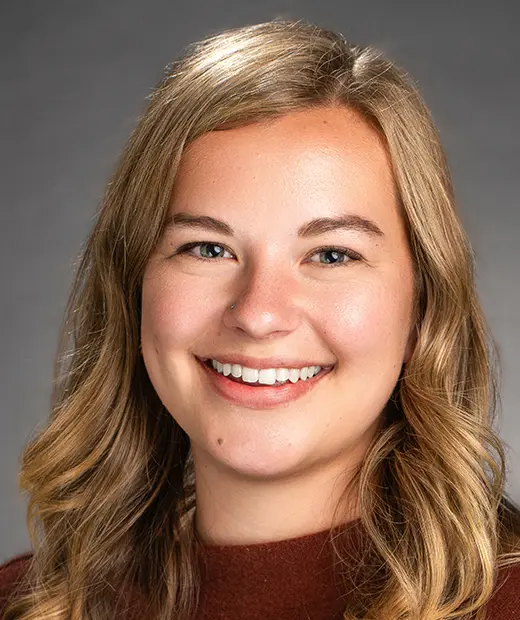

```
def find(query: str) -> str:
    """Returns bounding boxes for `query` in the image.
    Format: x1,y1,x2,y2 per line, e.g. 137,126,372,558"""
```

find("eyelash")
173,241,362,267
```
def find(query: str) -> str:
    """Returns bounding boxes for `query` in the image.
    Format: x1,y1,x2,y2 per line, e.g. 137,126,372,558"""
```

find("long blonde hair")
5,20,520,620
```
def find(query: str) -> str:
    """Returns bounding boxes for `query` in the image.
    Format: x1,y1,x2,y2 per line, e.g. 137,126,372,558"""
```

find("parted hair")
5,19,520,620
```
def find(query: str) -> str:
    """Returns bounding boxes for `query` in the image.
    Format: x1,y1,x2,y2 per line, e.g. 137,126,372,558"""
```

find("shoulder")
484,562,520,619
0,552,33,615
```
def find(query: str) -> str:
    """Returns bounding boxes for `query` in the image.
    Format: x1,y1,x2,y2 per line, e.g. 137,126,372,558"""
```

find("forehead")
170,106,401,238
179,105,391,172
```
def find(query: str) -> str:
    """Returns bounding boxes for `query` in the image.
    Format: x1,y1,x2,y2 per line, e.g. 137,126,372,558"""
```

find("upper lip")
197,354,335,370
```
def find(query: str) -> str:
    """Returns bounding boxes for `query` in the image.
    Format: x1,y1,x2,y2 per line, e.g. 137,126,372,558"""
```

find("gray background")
1,0,519,563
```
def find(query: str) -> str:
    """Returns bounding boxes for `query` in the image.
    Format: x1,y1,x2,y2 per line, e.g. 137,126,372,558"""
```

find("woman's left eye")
307,246,362,266
174,242,362,266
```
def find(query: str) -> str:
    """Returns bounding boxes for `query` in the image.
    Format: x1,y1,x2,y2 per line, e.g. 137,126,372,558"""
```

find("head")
119,21,488,512
14,20,519,620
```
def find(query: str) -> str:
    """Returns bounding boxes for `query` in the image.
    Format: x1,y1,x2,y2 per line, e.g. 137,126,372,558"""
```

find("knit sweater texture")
1,520,519,619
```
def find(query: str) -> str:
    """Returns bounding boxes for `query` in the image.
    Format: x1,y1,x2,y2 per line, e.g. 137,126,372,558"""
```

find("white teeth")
242,367,259,383
276,368,290,382
289,368,300,383
257,369,277,385
210,359,322,384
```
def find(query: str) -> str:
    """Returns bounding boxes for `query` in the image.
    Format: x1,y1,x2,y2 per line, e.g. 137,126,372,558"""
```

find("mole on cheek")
217,438,224,445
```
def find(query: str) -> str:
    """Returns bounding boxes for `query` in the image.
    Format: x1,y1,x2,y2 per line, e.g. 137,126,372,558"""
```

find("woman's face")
141,106,416,480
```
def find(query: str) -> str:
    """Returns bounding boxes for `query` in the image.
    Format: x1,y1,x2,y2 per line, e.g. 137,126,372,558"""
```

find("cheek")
141,272,210,351
141,262,413,363
317,277,411,359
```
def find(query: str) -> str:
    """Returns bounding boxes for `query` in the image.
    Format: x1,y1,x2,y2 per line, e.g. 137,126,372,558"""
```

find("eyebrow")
164,212,385,239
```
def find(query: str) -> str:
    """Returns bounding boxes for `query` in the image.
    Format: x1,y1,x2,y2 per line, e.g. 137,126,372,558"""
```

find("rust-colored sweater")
1,520,519,619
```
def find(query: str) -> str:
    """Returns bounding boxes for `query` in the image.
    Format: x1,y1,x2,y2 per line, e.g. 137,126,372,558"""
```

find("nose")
223,263,302,340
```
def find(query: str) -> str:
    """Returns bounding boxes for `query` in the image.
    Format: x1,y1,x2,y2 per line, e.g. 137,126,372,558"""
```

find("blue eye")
174,242,362,266
309,246,362,266
179,242,230,260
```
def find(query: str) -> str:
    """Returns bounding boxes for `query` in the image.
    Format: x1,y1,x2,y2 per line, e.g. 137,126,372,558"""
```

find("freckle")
217,438,224,445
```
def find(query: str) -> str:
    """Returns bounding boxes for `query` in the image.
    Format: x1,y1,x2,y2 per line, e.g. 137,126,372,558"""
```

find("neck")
193,450,361,546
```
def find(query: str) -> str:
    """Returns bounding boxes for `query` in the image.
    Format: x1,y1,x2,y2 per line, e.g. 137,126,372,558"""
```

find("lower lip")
196,358,334,410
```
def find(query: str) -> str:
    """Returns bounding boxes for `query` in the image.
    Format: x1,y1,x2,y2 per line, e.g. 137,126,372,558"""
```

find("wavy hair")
5,20,520,620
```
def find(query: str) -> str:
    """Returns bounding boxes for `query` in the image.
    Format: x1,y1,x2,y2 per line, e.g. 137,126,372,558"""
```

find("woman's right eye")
174,242,234,261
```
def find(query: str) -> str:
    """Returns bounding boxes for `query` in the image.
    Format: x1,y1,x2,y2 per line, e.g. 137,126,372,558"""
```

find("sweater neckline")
196,518,368,617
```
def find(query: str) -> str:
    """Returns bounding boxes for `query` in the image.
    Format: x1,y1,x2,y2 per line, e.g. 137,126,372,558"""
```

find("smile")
205,358,323,386
196,357,335,409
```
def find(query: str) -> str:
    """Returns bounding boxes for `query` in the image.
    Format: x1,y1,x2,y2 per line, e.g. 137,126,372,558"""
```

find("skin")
141,105,416,546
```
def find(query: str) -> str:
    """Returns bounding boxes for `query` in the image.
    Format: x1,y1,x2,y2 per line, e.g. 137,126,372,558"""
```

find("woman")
1,19,519,620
